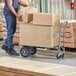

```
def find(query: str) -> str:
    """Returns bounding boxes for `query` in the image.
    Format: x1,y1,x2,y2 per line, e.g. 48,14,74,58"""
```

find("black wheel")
56,53,64,59
20,46,30,57
29,47,37,55
58,46,64,51
57,46,65,59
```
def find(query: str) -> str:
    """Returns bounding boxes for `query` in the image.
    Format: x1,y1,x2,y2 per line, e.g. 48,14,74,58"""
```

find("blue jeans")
4,15,16,48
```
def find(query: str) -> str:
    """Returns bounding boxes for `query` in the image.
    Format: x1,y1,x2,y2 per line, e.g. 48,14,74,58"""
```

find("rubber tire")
20,46,30,57
56,53,64,59
29,47,37,55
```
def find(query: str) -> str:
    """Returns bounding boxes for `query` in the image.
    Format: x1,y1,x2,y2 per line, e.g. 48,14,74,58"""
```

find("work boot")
7,48,15,55
10,48,20,56
2,45,19,56
1,44,9,53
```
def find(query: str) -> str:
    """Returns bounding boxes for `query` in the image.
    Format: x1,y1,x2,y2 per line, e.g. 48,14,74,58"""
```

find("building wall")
21,0,76,20
49,0,76,20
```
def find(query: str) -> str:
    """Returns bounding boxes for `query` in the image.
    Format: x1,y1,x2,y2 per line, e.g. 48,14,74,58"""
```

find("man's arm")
19,0,28,7
7,0,22,21
7,0,18,17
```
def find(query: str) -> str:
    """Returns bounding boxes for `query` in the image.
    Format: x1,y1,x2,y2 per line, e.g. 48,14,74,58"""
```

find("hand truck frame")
20,21,68,59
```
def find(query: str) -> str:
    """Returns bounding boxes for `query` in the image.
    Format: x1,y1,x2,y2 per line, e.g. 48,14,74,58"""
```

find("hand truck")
56,21,69,59
20,21,69,59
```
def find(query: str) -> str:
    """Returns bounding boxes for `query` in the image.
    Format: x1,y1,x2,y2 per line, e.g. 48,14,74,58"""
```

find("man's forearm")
7,0,18,17
8,6,18,17
19,0,28,7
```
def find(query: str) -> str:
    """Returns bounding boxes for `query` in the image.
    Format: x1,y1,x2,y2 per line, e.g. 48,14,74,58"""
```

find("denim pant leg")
12,16,16,34
12,16,17,47
4,15,16,48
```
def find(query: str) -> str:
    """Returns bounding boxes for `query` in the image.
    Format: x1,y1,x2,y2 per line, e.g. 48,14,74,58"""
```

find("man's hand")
17,14,23,21
19,0,28,7
7,0,19,17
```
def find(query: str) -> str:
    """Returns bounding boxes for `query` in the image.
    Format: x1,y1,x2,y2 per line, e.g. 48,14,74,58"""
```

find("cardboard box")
60,42,76,48
60,22,76,48
0,21,2,25
16,22,20,29
0,32,3,38
33,13,60,26
71,23,76,28
74,37,76,42
0,25,2,32
60,37,73,43
61,32,72,38
73,28,76,33
19,23,59,48
16,28,19,33
61,27,72,33
14,33,19,38
13,38,19,44
19,7,38,23
0,57,76,76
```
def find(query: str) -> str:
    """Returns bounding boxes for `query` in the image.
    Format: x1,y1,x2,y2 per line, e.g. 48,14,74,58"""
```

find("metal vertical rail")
56,0,57,14
44,0,48,13
59,0,61,19
51,0,53,14
62,0,64,19
47,0,50,13
41,0,44,13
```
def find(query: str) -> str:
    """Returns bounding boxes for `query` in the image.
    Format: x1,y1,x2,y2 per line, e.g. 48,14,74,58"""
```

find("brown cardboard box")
19,23,59,48
61,27,72,33
13,38,19,44
0,32,3,38
71,23,76,28
60,42,76,48
33,13,60,26
14,33,19,38
73,28,76,33
60,23,76,48
0,21,2,25
61,32,72,38
16,22,20,29
0,57,76,76
16,28,19,33
19,7,38,23
74,37,76,42
60,37,73,43
0,25,2,32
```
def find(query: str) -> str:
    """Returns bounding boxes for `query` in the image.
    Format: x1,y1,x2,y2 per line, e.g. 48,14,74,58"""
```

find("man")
2,0,28,56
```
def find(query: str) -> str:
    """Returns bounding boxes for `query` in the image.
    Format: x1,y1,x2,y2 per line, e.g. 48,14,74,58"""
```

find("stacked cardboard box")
0,57,76,76
19,13,60,48
0,4,4,39
19,7,38,23
0,3,7,40
0,25,3,38
33,13,60,26
60,23,76,48
13,7,38,44
0,16,3,39
0,0,4,3
2,17,7,40
13,22,20,44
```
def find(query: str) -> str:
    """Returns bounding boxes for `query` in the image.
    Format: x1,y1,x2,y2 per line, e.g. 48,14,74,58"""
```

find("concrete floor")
0,44,76,67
